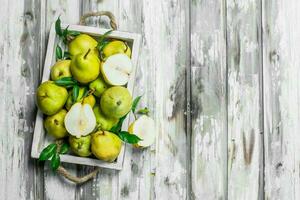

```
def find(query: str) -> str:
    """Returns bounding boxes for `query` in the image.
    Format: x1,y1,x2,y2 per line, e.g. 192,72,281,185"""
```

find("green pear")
69,135,92,157
93,105,118,131
36,81,68,115
50,60,72,81
70,49,100,84
44,109,68,139
89,76,109,97
68,34,98,57
102,40,131,58
65,88,96,110
100,86,132,118
91,131,122,162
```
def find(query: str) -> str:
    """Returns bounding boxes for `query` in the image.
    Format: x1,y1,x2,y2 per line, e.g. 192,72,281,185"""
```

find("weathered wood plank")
133,1,189,199
0,0,44,199
117,1,155,200
226,0,264,199
262,0,300,199
190,0,227,199
42,0,81,199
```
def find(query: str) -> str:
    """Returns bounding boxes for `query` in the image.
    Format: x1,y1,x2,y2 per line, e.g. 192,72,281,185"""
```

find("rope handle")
79,11,117,30
57,166,100,184
55,140,100,184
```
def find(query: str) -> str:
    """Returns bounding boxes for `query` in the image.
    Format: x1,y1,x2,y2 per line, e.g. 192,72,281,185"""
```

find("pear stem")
84,49,91,59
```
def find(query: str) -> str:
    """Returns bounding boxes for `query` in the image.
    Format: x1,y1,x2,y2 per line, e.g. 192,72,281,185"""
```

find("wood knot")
269,50,280,64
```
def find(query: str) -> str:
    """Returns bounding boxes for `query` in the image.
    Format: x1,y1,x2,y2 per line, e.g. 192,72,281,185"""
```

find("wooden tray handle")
80,11,117,30
55,140,100,184
57,166,100,184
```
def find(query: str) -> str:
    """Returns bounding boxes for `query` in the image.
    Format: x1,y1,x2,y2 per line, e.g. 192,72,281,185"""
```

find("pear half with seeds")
101,53,133,86
128,115,156,148
64,102,96,138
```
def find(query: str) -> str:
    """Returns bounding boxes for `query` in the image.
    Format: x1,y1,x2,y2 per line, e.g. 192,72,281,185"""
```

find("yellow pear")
69,135,92,157
44,109,68,139
93,105,118,131
70,49,100,84
89,76,109,97
91,131,122,162
100,86,132,119
36,81,68,115
50,60,72,81
68,34,98,57
102,40,131,58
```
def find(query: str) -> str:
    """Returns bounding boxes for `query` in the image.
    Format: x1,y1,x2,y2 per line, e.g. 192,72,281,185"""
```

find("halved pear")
101,53,133,86
64,102,96,137
128,115,156,148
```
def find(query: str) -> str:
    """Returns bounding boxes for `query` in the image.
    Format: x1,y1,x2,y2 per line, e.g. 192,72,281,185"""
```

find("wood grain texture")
117,1,154,200
138,0,189,199
262,0,300,199
0,0,43,199
2,0,300,199
190,0,227,199
226,0,264,199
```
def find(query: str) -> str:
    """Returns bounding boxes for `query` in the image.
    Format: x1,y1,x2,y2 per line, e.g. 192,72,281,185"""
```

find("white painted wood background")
0,0,299,199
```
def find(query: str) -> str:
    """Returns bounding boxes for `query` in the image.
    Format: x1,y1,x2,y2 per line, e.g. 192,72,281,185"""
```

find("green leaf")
63,51,71,60
59,143,70,154
55,17,62,36
51,153,60,171
110,114,127,133
132,96,142,113
81,87,89,99
117,131,142,144
98,40,110,51
72,84,79,103
54,77,77,87
137,107,150,115
56,45,63,61
98,30,113,43
63,37,68,45
110,96,143,134
62,25,69,37
68,30,80,36
97,30,113,50
38,143,57,161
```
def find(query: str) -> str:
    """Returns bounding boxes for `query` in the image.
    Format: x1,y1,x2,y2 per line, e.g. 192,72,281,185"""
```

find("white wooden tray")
31,23,141,170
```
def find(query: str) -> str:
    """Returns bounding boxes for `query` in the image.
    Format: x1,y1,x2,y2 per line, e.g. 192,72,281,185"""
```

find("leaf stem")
133,113,137,120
